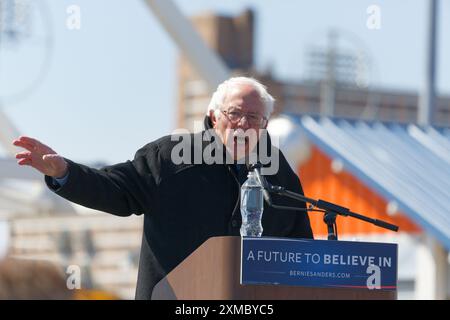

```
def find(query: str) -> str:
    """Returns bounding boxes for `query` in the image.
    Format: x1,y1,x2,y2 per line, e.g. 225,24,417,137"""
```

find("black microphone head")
247,162,262,171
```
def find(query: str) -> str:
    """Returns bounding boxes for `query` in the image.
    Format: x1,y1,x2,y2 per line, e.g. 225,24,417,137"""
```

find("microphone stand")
250,164,399,240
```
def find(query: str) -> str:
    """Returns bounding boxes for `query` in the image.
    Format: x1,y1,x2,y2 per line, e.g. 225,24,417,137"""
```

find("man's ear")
209,110,217,127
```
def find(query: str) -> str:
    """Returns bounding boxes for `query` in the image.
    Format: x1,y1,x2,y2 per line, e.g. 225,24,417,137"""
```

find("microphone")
248,163,273,206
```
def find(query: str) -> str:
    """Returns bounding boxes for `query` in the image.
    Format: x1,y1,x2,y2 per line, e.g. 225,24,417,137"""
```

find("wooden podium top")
152,236,396,300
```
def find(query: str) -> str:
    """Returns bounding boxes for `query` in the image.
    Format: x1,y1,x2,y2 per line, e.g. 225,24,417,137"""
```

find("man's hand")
12,136,68,178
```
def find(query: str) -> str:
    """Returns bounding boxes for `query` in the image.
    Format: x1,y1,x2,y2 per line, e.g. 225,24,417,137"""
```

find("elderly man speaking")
13,77,313,300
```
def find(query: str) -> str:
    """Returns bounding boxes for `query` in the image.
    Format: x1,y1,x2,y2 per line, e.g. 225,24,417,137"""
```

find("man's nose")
237,116,251,130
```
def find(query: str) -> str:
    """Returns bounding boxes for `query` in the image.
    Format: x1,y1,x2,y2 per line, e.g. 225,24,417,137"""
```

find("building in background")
177,9,450,131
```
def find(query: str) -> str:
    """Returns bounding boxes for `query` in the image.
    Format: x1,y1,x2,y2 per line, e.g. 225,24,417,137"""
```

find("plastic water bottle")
240,170,264,237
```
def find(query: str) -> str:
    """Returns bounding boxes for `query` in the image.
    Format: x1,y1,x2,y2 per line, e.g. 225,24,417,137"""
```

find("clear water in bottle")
240,171,264,237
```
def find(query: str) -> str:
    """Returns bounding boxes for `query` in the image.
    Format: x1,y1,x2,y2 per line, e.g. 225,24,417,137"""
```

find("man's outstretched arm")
13,136,156,216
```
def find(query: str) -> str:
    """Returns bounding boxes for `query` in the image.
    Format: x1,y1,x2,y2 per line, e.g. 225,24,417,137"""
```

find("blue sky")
2,0,449,164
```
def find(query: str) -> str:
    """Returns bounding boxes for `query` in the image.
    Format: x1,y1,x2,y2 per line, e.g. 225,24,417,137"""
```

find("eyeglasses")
221,109,268,127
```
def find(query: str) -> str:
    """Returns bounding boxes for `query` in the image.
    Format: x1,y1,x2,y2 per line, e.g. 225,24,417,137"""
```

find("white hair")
206,77,275,118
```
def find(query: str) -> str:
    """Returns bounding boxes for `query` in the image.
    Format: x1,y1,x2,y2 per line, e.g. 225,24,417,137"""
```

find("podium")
152,236,397,300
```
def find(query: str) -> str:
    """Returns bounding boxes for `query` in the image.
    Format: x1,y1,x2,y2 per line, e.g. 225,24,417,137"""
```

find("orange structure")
298,146,422,238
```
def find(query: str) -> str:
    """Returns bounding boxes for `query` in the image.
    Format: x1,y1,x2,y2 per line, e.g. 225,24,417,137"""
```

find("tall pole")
418,0,438,126
320,31,337,116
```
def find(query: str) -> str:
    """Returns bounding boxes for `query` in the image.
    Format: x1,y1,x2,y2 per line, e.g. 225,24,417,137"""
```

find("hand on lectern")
13,136,68,178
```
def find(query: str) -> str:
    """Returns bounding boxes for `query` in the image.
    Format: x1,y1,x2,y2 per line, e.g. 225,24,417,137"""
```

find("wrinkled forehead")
223,84,264,113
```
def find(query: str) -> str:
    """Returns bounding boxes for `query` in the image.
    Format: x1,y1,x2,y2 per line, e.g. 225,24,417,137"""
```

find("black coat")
45,117,313,299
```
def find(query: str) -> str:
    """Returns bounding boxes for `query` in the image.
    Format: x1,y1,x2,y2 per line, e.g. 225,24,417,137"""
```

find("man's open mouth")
233,135,249,145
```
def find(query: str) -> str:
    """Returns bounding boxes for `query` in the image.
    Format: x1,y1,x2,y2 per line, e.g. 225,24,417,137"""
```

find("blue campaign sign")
241,237,397,290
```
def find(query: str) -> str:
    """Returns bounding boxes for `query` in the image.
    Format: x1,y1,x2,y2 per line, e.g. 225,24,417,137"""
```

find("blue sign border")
240,237,398,291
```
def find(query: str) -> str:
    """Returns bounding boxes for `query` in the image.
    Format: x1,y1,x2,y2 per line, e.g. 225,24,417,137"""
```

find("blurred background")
0,0,449,300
